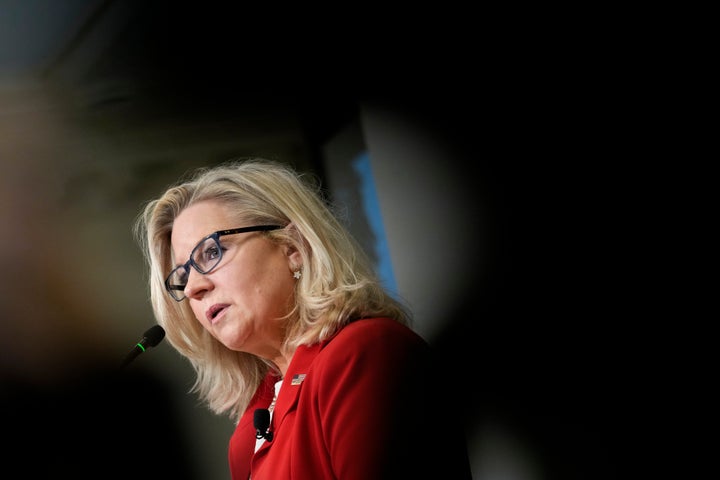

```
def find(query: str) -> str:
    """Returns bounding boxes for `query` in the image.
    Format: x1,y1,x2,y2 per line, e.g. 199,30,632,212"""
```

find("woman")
134,158,471,479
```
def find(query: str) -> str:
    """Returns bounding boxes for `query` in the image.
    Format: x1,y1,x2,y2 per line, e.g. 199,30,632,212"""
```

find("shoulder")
306,318,442,408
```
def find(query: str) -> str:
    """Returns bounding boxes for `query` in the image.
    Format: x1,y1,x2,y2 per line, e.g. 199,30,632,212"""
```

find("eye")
202,243,221,262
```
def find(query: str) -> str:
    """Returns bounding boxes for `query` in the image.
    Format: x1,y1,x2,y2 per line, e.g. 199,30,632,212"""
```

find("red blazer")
228,317,471,479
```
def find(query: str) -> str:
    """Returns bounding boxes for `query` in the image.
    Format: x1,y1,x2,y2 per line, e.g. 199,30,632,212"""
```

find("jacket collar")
271,341,323,431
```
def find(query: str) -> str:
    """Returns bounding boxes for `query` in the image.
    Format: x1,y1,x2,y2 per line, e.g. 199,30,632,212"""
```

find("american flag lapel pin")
291,373,306,385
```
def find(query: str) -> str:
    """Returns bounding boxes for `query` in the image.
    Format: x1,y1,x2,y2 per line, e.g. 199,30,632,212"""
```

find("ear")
284,244,302,269
282,223,303,270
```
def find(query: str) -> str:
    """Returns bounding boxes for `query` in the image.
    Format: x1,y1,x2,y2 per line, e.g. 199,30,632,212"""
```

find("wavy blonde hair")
134,158,411,422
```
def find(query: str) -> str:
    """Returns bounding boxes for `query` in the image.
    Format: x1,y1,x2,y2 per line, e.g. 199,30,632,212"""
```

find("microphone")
120,325,165,370
254,408,273,442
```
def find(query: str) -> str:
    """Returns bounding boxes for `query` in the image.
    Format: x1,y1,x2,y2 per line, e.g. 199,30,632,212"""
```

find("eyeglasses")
165,225,283,301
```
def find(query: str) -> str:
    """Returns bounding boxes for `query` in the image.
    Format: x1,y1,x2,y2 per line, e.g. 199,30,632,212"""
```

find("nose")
184,268,213,300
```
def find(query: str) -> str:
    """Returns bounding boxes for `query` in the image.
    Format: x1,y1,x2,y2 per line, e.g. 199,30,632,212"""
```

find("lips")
206,304,229,324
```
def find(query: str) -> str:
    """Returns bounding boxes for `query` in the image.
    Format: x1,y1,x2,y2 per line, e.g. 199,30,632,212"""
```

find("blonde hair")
134,158,411,422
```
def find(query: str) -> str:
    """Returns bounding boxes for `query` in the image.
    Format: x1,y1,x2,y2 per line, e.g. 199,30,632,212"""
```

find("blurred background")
0,1,665,479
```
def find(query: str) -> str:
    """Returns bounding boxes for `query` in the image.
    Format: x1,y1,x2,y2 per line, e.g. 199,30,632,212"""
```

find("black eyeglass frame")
164,224,283,301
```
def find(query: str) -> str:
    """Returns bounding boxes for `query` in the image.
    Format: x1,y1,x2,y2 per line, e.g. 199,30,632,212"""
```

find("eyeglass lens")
166,235,223,298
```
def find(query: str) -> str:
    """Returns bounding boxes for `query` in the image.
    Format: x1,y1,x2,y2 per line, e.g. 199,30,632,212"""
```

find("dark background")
1,2,698,479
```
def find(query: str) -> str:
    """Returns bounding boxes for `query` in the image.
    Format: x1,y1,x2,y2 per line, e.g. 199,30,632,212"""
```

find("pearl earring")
293,270,302,280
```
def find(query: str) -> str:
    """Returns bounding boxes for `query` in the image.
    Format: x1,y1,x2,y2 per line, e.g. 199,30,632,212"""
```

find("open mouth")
207,304,227,323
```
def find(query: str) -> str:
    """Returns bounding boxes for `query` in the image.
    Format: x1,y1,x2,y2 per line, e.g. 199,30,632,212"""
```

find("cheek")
190,302,208,326
247,245,291,291
253,264,296,312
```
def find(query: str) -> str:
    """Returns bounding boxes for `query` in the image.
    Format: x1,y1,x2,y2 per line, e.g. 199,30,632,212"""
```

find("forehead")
170,200,240,254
